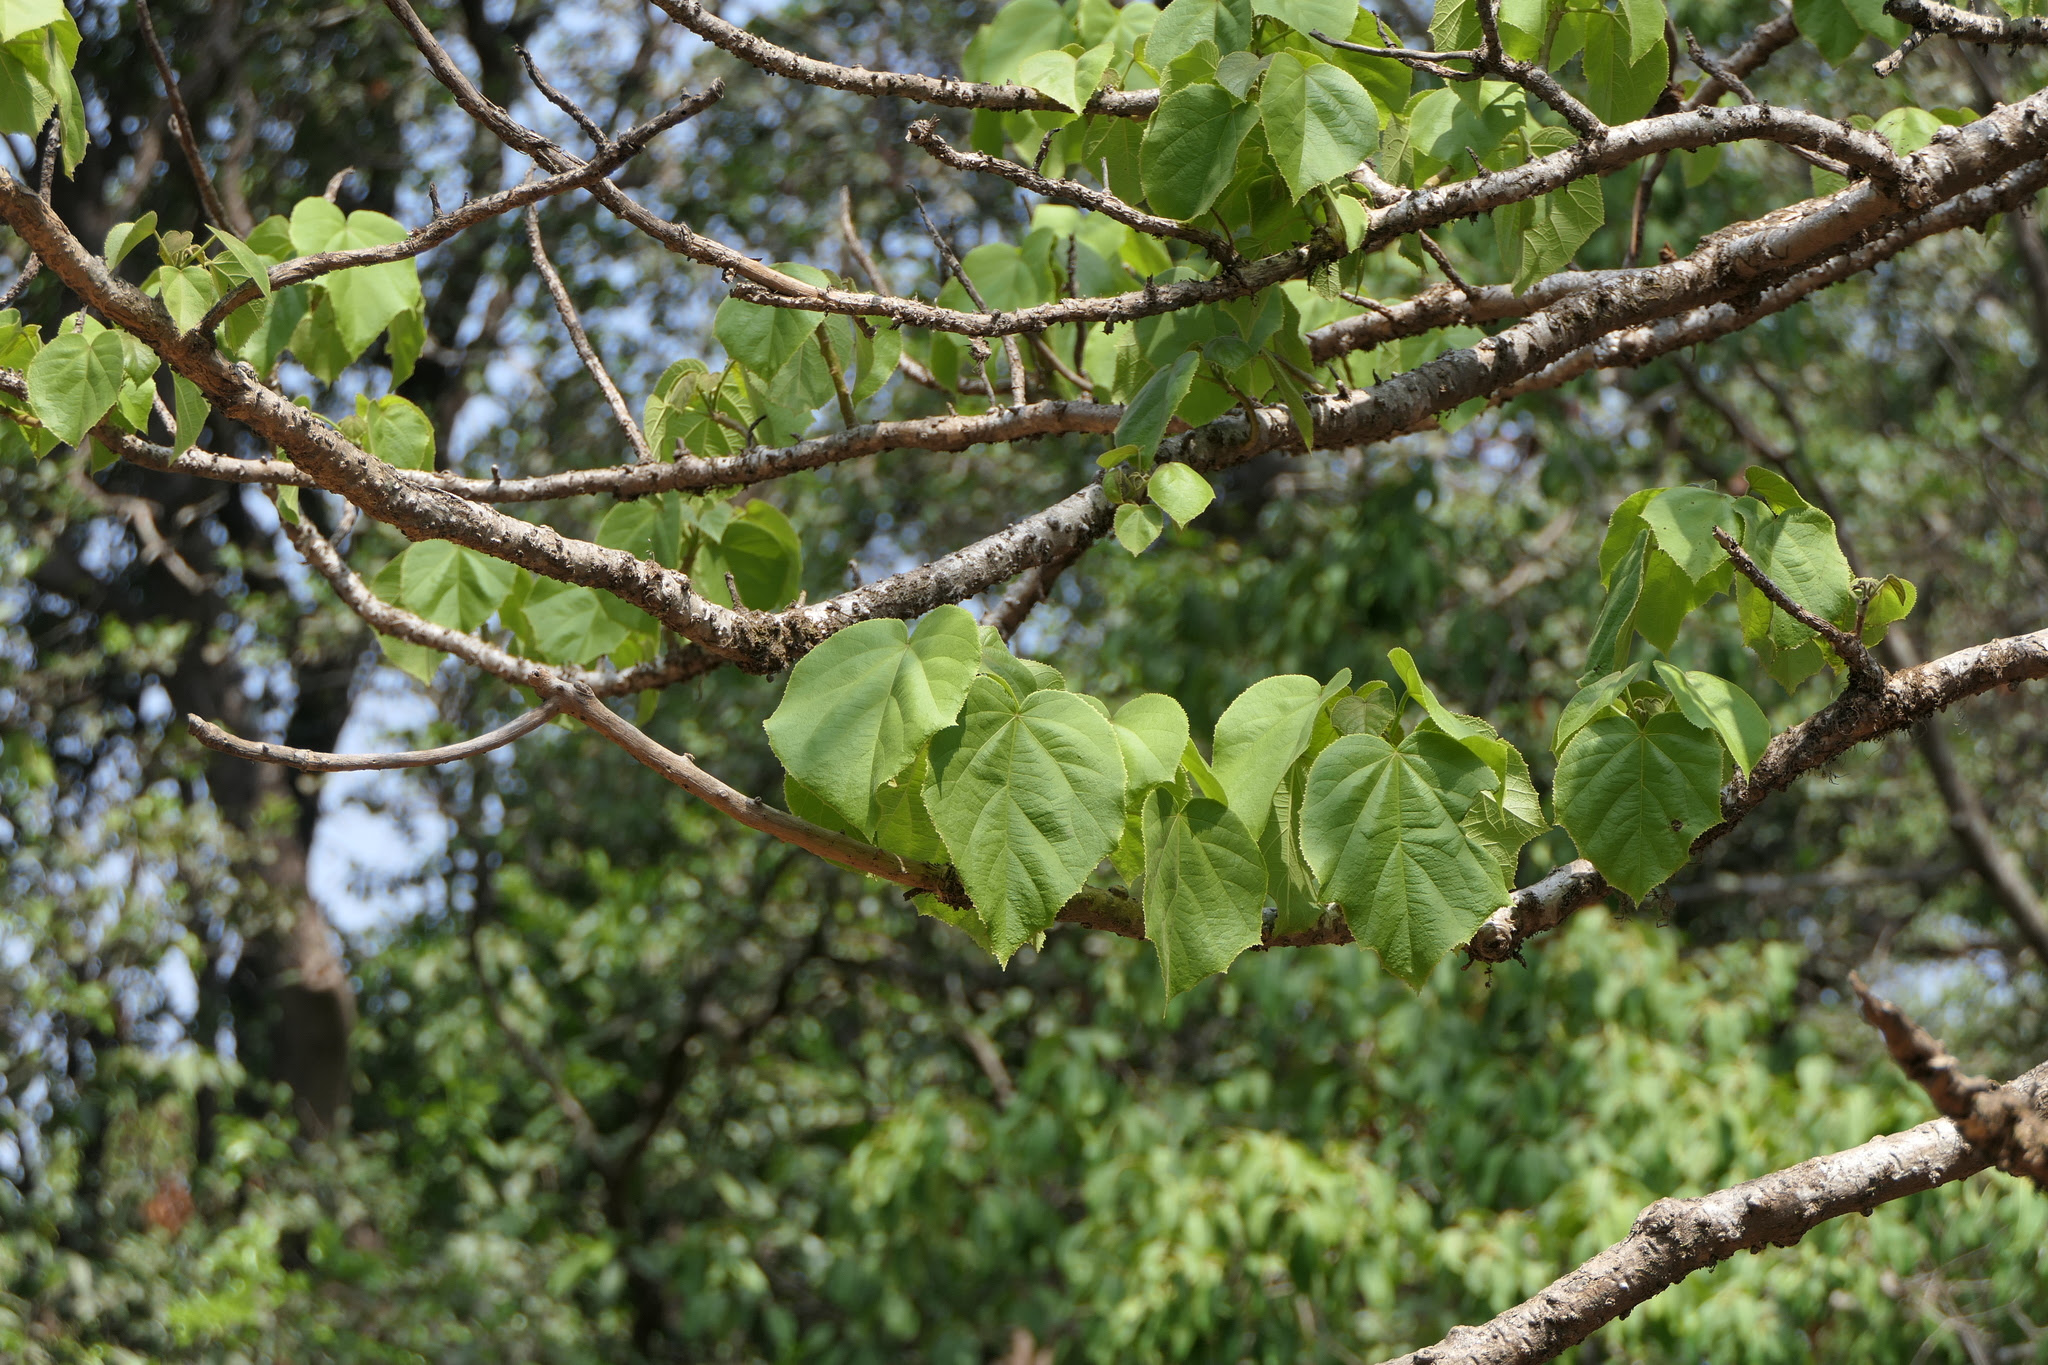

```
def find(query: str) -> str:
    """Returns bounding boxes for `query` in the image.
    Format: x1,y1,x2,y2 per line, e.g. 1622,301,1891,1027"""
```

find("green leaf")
1631,545,1721,654
1860,574,1916,646
290,201,421,358
1140,84,1261,222
978,631,1066,697
715,295,822,380
963,0,1072,83
1387,647,1508,774
1554,711,1724,900
1148,462,1215,526
1213,671,1350,839
1600,487,1657,585
1114,502,1165,554
115,377,154,430
1652,662,1773,776
26,330,124,445
925,679,1126,962
103,213,157,268
1794,0,1895,64
1554,662,1648,758
1017,49,1082,111
1513,177,1603,293
851,323,901,406
1251,0,1360,39
1581,529,1648,685
699,500,804,609
1579,7,1668,124
766,606,979,829
358,394,434,471
1112,693,1191,797
397,540,516,632
274,485,300,525
1215,49,1268,99
1302,730,1507,988
1142,789,1267,1000
1115,350,1201,459
873,752,948,863
0,0,65,43
209,228,272,299
1181,738,1228,802
1330,679,1396,736
171,373,207,454
1742,463,1810,513
517,580,647,667
367,556,445,685
1146,0,1252,69
1258,53,1379,202
1744,506,1855,650
1642,485,1738,582
1621,0,1666,60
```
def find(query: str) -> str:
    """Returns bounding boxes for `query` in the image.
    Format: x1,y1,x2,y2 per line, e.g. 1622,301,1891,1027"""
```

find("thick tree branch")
1885,0,2048,46
1374,1058,2048,1365
1852,977,2048,1185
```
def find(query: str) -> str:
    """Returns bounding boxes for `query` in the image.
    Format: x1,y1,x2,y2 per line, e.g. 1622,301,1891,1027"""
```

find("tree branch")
1712,526,1885,686
1373,1058,2048,1365
525,203,656,464
1852,976,2048,1185
646,0,1157,118
136,0,241,235
185,704,561,772
1884,0,2048,46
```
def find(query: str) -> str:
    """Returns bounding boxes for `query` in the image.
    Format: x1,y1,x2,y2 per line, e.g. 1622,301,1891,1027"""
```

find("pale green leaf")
1554,711,1724,899
1143,790,1266,1000
26,330,123,445
925,679,1126,962
397,540,516,632
103,213,157,268
1642,485,1738,582
1017,48,1082,111
1301,730,1506,988
1212,671,1350,839
1113,693,1190,796
1148,462,1215,526
765,605,980,829
1114,502,1165,554
1258,53,1379,202
1652,662,1774,776
1140,84,1260,221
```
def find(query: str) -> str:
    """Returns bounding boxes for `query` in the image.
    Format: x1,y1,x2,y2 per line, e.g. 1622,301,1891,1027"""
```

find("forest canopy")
0,0,2044,1359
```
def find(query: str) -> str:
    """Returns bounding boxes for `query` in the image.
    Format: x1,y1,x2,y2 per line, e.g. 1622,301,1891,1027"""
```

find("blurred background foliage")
1,0,2045,1360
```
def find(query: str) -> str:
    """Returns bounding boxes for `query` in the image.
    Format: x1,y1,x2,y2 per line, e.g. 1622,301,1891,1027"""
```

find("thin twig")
136,0,242,234
836,185,888,292
185,704,562,772
0,118,57,309
1712,526,1885,686
514,43,611,148
525,203,656,463
912,190,1026,406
